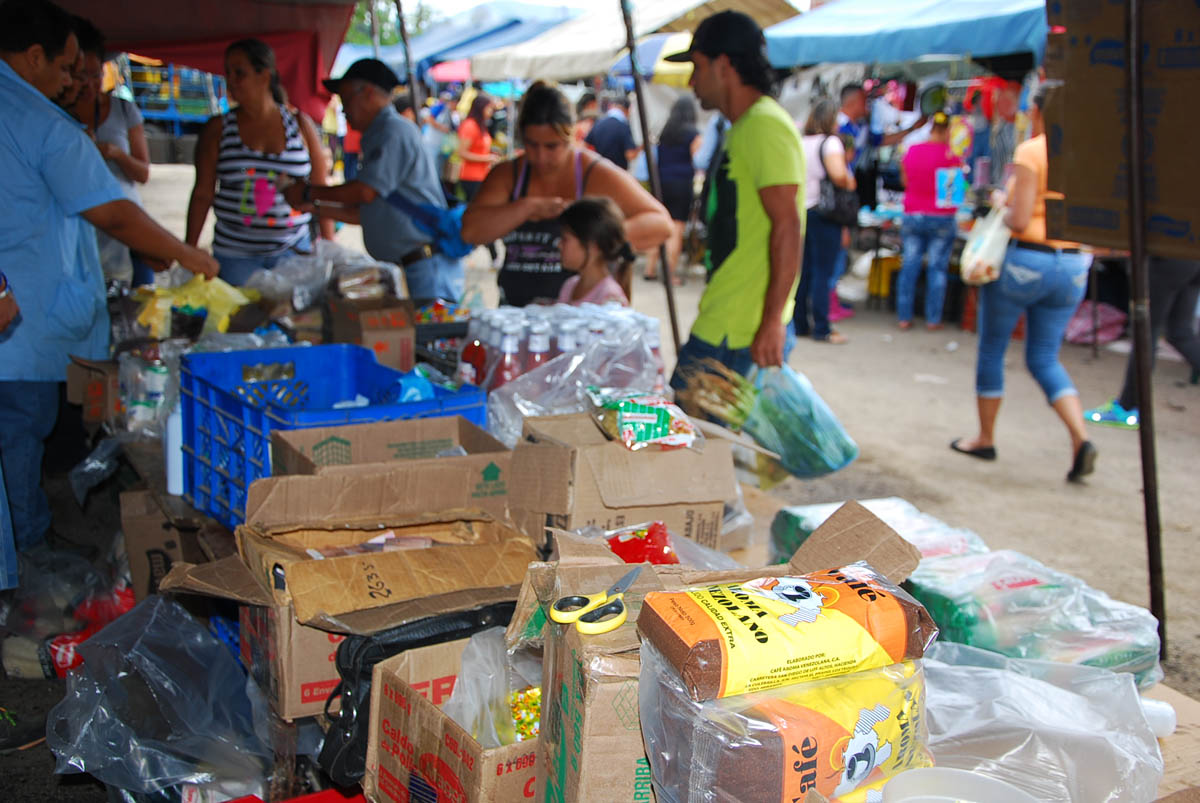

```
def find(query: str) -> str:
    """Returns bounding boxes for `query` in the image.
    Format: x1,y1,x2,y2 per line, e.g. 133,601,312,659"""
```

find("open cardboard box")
235,473,537,632
510,413,739,552
329,296,417,372
66,356,122,425
271,416,512,521
505,501,921,802
364,638,539,803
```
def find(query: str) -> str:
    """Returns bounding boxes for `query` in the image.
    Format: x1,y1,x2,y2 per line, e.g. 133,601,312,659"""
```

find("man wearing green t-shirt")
666,10,804,389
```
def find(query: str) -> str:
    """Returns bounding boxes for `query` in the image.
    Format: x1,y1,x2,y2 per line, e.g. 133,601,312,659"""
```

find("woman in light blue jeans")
952,85,1096,482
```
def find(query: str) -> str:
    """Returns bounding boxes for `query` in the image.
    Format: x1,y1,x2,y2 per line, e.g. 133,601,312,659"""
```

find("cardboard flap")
694,419,783,461
160,555,274,606
521,414,608,447
786,500,920,584
245,472,496,531
582,439,737,508
510,440,576,515
547,530,626,567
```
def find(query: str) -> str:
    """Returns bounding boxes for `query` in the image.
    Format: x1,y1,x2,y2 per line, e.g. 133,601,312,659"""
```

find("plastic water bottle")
164,402,184,495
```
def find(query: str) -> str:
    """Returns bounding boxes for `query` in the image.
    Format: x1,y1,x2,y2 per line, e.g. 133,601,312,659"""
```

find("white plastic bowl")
882,767,1039,803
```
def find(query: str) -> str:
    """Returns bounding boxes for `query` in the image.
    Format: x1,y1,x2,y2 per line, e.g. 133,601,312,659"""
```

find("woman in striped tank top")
186,39,332,285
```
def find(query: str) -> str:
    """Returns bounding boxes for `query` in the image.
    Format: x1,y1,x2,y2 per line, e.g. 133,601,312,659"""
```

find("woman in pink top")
897,112,964,330
555,197,632,306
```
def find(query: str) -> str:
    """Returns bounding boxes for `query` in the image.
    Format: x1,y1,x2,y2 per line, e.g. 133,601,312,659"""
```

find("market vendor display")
0,0,217,555
284,58,464,302
459,82,671,307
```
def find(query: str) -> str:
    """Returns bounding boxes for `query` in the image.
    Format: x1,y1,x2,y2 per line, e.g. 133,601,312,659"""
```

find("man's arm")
879,115,929,147
283,179,377,213
751,184,802,367
82,199,218,278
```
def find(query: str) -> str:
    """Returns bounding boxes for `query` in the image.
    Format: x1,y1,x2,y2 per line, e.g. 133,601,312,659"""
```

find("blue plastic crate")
180,344,486,528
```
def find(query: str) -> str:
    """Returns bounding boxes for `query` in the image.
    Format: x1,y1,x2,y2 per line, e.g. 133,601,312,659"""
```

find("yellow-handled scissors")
550,566,643,635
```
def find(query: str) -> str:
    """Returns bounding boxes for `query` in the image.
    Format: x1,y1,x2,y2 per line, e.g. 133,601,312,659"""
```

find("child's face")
559,230,587,272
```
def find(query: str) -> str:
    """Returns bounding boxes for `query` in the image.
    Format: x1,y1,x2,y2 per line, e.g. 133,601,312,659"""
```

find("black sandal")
950,439,996,461
1067,441,1097,483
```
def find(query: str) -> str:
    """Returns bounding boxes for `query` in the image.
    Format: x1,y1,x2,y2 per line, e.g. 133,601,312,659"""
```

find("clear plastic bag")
0,547,107,640
769,498,989,564
924,641,1163,802
47,595,271,794
906,550,1163,688
441,626,542,749
639,642,932,803
960,206,1010,285
486,316,659,448
68,436,125,505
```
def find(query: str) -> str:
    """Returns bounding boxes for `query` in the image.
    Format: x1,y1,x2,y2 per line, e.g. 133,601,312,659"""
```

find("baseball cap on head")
664,10,766,63
323,58,400,94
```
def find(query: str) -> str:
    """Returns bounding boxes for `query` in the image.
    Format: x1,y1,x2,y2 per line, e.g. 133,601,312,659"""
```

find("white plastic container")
164,402,184,496
882,767,1038,803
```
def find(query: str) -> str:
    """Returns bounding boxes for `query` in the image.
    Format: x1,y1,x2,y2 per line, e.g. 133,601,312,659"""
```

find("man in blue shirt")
0,0,218,554
837,83,926,171
586,93,639,170
286,59,463,302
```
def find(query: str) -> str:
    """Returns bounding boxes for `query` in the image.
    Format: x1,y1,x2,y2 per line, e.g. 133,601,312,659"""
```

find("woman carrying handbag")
951,84,1097,483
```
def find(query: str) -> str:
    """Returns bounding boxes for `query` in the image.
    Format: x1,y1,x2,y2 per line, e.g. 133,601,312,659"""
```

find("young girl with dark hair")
556,197,634,306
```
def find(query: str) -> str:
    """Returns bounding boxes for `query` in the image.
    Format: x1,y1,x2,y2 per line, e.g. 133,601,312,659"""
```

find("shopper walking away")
897,111,963,330
643,95,700,283
793,98,853,344
951,84,1096,483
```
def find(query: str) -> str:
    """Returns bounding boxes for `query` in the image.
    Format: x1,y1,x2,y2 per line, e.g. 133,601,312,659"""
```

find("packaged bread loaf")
639,642,931,803
637,562,937,700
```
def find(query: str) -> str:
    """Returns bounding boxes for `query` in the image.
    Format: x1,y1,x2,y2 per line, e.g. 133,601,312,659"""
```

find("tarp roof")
470,0,799,82
57,0,355,121
765,0,1048,68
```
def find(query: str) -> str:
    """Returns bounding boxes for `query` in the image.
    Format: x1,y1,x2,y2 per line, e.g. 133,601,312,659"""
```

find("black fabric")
586,115,636,169
706,149,738,278
656,126,698,185
317,601,516,786
661,179,694,222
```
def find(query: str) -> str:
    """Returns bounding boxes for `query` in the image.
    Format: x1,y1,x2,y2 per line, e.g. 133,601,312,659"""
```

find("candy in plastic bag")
441,627,542,749
585,386,698,450
906,550,1162,688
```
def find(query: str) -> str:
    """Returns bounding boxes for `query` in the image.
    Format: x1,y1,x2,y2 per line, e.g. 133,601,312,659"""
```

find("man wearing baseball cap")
284,58,463,301
665,11,804,389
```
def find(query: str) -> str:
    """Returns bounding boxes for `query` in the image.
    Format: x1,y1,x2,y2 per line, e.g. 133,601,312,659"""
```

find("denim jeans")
404,253,465,302
793,209,842,339
898,213,957,324
670,334,755,395
0,380,59,550
215,230,313,287
976,244,1091,402
0,460,16,589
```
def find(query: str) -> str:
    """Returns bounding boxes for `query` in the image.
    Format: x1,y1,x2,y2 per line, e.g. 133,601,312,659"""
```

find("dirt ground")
3,164,1197,800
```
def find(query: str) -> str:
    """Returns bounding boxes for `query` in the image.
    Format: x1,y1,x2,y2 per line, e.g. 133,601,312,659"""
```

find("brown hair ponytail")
560,197,635,304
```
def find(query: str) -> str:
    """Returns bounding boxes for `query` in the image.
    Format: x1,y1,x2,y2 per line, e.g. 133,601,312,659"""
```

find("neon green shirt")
691,96,805,350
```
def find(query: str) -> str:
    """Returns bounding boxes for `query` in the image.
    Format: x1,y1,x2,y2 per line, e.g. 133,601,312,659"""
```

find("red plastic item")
460,337,486,385
605,521,679,565
229,790,367,803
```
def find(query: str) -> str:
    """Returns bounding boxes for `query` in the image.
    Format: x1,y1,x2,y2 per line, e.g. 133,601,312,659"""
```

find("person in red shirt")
896,112,963,330
457,93,498,200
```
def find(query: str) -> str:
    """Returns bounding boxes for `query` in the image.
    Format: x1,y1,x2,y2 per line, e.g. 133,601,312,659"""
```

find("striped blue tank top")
212,105,312,256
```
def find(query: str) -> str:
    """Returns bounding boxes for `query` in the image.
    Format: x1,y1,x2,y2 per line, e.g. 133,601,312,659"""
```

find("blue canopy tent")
765,0,1048,68
434,17,573,65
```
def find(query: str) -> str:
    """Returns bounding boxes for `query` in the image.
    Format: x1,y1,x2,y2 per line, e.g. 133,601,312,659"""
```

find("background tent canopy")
765,0,1049,69
57,0,355,122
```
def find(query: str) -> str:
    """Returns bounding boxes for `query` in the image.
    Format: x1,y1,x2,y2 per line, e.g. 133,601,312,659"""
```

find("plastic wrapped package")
769,498,990,564
441,627,543,749
585,387,699,450
677,361,857,479
135,276,253,338
640,642,932,803
638,562,939,701
47,595,271,794
486,315,659,448
571,521,744,571
906,550,1163,688
0,548,107,640
923,642,1163,802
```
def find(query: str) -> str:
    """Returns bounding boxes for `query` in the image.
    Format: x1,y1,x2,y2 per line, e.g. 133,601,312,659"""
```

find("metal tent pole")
1125,0,1166,658
619,0,682,352
394,0,421,113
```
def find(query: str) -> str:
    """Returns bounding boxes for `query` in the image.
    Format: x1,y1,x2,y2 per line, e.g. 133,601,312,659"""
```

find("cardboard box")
506,502,921,803
270,416,512,520
510,414,738,551
66,356,122,425
119,489,205,602
236,473,537,633
1043,0,1200,258
365,640,538,803
240,603,347,720
329,297,416,372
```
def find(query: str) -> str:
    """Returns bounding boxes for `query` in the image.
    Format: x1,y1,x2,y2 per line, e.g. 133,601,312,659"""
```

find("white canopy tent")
470,0,799,81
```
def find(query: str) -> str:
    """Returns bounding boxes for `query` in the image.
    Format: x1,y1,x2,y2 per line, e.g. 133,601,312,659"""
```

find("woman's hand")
97,141,119,160
523,196,567,221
